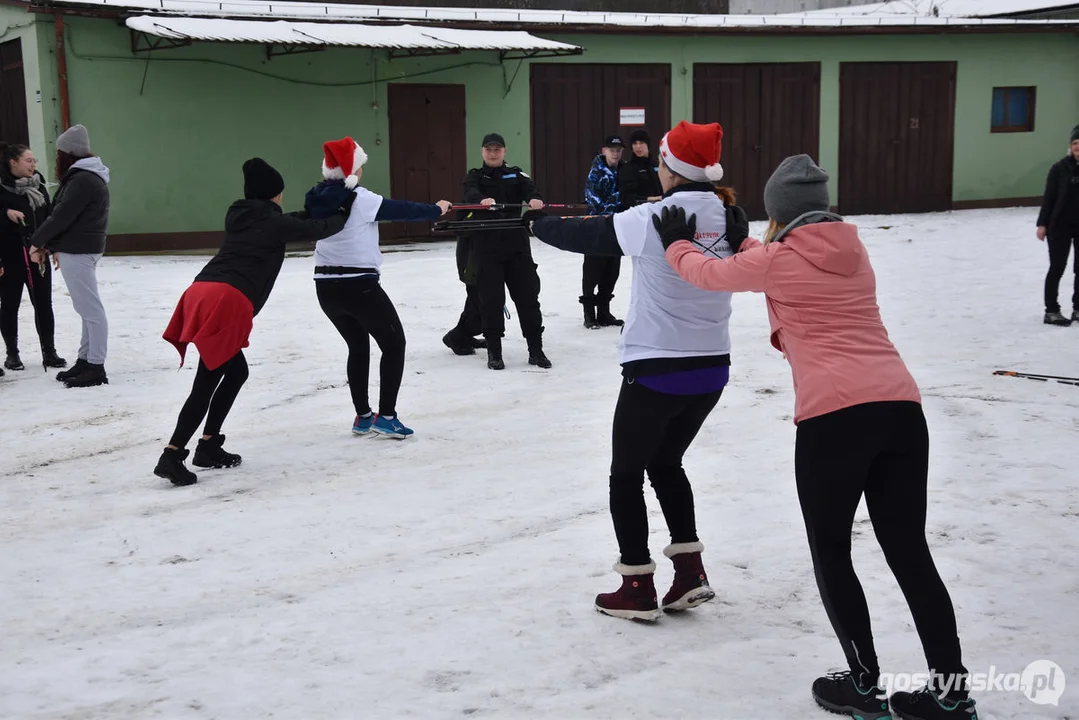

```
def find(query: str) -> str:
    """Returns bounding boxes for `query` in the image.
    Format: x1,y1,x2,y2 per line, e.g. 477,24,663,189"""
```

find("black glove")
725,203,750,253
651,205,696,251
340,190,358,217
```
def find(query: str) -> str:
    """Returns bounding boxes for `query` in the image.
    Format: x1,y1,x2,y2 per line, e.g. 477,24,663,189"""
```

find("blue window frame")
991,87,1036,133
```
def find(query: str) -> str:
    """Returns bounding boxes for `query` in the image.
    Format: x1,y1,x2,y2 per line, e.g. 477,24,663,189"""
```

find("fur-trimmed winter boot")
595,561,662,621
595,295,623,327
661,542,716,611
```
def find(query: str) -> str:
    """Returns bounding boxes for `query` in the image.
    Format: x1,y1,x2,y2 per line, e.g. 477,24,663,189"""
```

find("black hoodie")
194,199,346,315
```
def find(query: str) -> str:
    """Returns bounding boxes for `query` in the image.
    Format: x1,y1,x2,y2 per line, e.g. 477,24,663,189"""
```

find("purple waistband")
637,366,729,396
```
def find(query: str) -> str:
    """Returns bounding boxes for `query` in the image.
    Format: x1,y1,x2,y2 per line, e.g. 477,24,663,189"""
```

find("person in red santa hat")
526,121,749,621
305,136,452,439
155,157,353,487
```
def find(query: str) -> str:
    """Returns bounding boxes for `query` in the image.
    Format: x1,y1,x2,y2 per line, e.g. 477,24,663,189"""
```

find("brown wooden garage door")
694,63,820,220
839,62,956,216
386,83,467,240
531,64,671,206
1,39,29,147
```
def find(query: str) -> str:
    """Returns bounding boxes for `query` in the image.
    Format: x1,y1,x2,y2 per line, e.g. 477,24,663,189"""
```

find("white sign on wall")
619,107,646,126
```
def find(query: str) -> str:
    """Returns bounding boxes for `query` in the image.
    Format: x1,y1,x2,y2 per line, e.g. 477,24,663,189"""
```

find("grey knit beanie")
763,154,830,225
1071,124,1079,143
56,124,91,157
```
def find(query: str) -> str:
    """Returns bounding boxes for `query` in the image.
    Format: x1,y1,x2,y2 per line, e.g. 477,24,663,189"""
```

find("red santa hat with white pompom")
322,137,368,190
658,121,724,183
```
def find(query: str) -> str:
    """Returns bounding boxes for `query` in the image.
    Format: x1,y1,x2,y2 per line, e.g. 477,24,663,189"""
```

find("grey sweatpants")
56,252,108,365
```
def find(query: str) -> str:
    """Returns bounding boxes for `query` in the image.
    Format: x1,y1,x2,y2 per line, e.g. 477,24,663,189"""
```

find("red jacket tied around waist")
163,281,254,371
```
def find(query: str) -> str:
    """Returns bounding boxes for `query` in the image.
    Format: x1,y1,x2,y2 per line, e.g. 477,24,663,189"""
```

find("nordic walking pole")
994,370,1079,382
993,370,1079,387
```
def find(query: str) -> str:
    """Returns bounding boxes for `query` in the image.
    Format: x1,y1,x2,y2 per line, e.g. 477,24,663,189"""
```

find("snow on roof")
125,15,581,51
30,0,1079,28
780,0,1079,18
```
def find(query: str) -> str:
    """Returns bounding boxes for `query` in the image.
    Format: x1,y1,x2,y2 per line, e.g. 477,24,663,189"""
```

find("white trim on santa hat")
659,133,724,183
322,138,369,189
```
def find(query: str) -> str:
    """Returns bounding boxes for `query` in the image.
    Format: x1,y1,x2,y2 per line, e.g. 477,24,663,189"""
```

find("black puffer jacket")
1,168,52,270
31,157,110,254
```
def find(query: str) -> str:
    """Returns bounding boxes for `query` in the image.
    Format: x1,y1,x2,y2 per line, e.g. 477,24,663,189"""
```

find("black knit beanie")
1071,124,1079,143
243,158,285,201
629,129,652,147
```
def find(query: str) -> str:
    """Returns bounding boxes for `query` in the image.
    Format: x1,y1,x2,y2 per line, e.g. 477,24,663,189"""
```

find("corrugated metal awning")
125,15,582,57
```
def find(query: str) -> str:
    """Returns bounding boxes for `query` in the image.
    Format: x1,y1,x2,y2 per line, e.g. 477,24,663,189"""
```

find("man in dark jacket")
461,133,550,370
155,158,350,486
1037,124,1079,326
581,135,626,329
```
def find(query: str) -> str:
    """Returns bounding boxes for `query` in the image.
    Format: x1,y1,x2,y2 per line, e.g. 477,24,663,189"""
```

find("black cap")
629,129,652,146
1071,124,1079,143
243,157,284,201
604,135,625,148
482,133,506,148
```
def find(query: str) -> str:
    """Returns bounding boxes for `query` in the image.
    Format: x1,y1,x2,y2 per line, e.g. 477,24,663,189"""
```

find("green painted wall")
17,13,1079,236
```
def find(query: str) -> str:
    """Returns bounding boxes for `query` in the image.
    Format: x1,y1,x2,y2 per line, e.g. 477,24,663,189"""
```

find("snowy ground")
1,207,1077,720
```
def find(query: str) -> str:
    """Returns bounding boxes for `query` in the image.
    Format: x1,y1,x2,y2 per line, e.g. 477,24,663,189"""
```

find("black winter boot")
42,348,67,369
595,296,624,327
5,351,24,371
64,362,108,388
579,295,600,329
486,335,505,370
154,447,198,486
56,358,87,382
442,331,475,356
1044,311,1072,326
527,336,551,369
811,671,890,720
193,434,243,469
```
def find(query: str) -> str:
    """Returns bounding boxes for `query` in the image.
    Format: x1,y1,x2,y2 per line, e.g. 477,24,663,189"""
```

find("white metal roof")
781,0,1079,18
30,0,1079,28
125,15,581,52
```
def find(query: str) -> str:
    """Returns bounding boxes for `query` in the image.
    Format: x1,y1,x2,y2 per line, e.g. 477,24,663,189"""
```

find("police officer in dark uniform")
461,133,550,370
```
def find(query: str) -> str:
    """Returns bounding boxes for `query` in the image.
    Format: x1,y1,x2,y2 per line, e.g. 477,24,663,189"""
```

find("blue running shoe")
372,414,414,439
353,413,375,435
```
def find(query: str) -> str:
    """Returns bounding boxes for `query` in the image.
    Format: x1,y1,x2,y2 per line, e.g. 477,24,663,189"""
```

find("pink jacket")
666,221,920,424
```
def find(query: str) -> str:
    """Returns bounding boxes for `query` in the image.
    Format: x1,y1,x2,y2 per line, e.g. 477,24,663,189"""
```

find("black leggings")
795,401,967,684
609,379,722,566
168,352,249,449
316,276,406,418
582,255,621,300
1044,232,1078,314
0,250,56,354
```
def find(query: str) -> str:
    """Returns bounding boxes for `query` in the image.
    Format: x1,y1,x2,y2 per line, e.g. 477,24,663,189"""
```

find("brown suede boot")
595,561,662,621
661,542,715,612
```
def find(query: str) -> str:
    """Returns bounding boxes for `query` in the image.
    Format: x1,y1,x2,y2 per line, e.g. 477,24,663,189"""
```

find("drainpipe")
54,14,71,130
